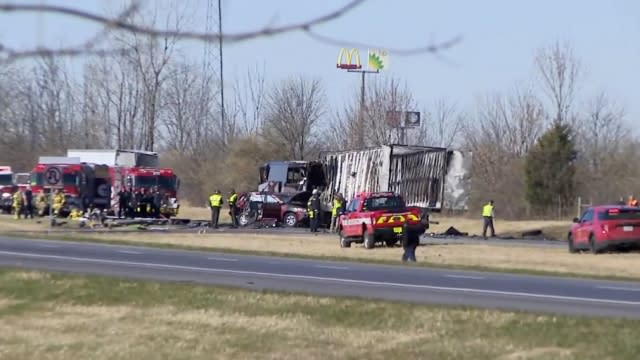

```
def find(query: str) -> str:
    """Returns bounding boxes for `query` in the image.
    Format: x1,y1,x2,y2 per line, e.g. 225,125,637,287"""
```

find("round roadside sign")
44,166,62,186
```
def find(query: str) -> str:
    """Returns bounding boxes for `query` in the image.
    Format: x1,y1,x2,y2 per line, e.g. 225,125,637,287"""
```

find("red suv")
568,205,640,254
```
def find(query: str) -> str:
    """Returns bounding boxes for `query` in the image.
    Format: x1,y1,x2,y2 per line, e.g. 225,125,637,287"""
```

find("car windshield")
598,208,640,220
133,176,158,189
14,174,29,184
0,174,12,185
363,195,406,212
158,175,176,190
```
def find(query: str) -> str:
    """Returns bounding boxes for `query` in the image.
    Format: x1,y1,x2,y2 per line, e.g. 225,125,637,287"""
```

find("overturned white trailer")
319,144,472,211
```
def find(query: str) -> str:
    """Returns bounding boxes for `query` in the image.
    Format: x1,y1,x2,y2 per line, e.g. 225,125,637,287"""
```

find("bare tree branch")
0,0,364,42
0,0,461,63
306,30,463,56
0,1,143,63
534,41,582,126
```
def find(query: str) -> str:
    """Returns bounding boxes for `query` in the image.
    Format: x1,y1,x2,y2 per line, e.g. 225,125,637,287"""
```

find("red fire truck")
30,158,110,213
122,166,180,217
0,166,16,214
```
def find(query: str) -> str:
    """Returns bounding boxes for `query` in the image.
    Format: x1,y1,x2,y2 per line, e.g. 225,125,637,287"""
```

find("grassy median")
0,269,638,360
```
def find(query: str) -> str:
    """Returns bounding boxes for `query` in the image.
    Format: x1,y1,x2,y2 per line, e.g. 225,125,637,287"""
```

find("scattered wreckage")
257,144,473,226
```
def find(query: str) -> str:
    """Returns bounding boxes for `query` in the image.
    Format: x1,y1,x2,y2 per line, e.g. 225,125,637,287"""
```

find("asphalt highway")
0,236,638,319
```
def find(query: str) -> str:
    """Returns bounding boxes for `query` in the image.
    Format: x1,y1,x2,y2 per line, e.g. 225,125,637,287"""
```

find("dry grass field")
0,269,638,360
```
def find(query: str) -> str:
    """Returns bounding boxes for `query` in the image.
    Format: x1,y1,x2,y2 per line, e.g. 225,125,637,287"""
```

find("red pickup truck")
337,191,428,249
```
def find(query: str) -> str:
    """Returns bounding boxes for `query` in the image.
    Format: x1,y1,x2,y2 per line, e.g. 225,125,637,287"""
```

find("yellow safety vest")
307,198,314,218
209,194,222,207
482,204,493,217
228,193,237,206
332,198,342,216
52,194,65,209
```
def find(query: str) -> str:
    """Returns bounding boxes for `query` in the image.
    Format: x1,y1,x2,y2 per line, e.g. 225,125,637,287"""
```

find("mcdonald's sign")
336,48,362,69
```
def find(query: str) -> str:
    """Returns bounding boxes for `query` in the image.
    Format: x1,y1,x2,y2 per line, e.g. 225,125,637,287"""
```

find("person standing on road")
228,189,238,228
152,187,162,218
12,189,23,219
117,187,128,218
482,200,496,240
329,192,343,233
209,190,223,228
401,229,419,262
23,185,34,219
308,189,321,233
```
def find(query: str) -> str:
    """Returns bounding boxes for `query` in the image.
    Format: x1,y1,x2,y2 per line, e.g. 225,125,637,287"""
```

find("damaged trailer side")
319,144,451,211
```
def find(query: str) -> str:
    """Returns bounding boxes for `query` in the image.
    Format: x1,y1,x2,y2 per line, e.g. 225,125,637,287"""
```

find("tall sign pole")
43,165,63,230
337,48,389,149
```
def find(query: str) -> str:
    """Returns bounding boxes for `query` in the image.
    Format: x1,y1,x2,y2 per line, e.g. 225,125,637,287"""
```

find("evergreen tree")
524,122,577,212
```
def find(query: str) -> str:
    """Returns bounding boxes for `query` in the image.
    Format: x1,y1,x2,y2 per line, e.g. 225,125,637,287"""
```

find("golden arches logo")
336,48,362,69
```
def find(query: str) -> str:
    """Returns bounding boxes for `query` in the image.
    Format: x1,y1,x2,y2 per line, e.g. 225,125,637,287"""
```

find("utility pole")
218,0,226,148
337,48,379,149
348,68,378,149
203,0,225,148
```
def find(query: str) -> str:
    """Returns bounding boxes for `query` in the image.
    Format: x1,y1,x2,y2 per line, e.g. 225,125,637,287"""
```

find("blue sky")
1,0,639,124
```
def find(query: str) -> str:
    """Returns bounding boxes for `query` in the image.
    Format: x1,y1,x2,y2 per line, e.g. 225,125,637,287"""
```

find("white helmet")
312,189,318,195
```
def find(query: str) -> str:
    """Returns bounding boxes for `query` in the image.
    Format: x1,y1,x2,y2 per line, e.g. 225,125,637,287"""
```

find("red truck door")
340,197,362,237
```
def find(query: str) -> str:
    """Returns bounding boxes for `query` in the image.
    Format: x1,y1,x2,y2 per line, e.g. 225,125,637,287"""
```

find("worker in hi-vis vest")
482,200,495,240
209,190,223,228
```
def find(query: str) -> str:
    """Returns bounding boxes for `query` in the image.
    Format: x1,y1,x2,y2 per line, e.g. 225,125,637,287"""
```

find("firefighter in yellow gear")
52,190,65,217
228,189,238,228
307,189,320,232
330,193,343,233
68,207,84,219
36,190,48,216
12,190,23,219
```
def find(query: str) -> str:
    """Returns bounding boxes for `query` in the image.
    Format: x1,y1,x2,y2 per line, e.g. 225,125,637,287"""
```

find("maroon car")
236,191,312,227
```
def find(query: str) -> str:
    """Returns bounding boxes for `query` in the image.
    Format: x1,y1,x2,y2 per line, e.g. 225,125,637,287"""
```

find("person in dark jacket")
117,187,128,218
132,188,143,217
152,187,163,218
23,186,34,219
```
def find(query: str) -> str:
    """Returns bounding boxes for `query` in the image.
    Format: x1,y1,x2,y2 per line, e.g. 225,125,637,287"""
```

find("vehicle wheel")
238,213,251,227
283,212,298,227
339,230,351,248
363,231,375,249
589,234,601,254
385,239,398,247
567,233,577,253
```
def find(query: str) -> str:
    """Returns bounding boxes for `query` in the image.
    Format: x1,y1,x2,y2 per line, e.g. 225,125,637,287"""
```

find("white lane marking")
445,274,484,280
0,250,639,307
314,265,349,270
268,261,281,265
116,250,141,255
39,244,60,248
596,286,640,292
207,257,238,262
